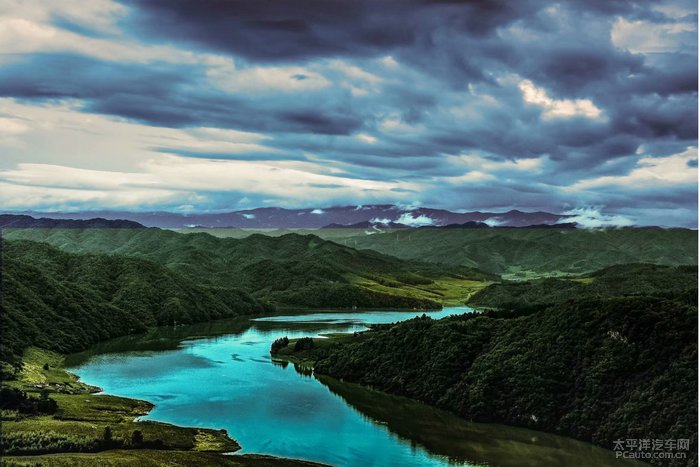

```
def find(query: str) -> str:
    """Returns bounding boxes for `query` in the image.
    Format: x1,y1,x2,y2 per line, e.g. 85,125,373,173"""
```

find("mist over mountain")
4,205,571,229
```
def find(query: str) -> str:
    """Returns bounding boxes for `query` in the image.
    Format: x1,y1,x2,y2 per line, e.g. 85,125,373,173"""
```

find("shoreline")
1,347,327,467
270,334,640,464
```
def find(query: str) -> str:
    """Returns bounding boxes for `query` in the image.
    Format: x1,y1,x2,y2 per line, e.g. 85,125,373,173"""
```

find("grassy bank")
1,348,324,466
351,275,490,307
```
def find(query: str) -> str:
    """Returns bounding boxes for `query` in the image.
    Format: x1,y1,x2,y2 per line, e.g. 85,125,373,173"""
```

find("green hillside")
1,240,268,365
276,294,697,466
468,263,698,311
313,227,698,278
273,263,699,466
3,228,496,309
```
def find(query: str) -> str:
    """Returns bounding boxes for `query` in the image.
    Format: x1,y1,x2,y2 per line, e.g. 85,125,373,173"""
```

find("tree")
294,337,315,351
270,336,289,353
131,430,144,447
102,426,113,446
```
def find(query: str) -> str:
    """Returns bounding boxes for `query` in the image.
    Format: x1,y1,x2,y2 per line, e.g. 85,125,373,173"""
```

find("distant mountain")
322,220,409,229
0,214,144,229
518,222,578,229
326,220,575,230
4,205,571,229
423,221,490,229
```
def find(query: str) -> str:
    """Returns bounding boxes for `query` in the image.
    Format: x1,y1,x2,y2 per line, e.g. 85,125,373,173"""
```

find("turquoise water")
67,308,643,467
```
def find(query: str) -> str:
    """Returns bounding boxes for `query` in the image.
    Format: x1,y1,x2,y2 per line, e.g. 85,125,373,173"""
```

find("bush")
0,387,57,415
0,431,103,455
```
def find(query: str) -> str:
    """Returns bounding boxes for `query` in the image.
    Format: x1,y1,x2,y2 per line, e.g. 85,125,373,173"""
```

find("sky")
0,0,697,226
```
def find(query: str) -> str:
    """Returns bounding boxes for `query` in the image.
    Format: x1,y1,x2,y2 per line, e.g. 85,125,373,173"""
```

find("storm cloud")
0,0,696,226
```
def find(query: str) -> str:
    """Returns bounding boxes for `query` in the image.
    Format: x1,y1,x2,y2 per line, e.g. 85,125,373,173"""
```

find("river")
66,307,644,467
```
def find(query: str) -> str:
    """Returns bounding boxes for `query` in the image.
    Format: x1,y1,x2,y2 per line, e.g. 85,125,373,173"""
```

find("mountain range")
3,205,570,229
0,214,144,229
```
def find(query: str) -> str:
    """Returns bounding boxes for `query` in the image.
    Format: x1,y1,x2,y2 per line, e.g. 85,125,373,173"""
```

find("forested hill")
3,228,495,309
468,263,698,311
1,240,268,365
335,227,698,277
287,290,697,466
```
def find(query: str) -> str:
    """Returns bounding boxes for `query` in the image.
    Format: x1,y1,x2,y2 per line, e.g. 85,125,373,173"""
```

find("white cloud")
378,115,425,136
327,59,383,96
370,218,392,224
395,201,422,211
396,213,434,227
0,117,29,136
328,60,383,85
483,217,505,227
560,207,635,228
446,171,496,183
519,80,603,120
443,153,546,184
311,208,325,214
0,99,273,171
0,156,418,211
0,180,188,211
0,0,127,33
569,147,698,191
242,213,255,219
207,58,330,94
0,98,426,211
612,17,696,54
355,133,378,144
380,56,399,68
0,16,206,65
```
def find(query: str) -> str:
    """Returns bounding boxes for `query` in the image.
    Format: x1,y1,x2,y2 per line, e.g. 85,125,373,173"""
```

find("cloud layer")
0,0,696,226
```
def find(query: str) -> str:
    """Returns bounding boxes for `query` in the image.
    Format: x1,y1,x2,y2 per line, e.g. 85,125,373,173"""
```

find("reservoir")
66,307,644,467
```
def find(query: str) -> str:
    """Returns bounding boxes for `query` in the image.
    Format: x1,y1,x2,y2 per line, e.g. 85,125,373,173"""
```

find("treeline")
468,263,698,311
0,387,57,415
1,425,162,456
1,240,269,366
287,264,698,466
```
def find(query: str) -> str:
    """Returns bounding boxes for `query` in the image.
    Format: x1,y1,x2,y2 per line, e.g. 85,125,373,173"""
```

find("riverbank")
1,347,326,467
270,295,698,467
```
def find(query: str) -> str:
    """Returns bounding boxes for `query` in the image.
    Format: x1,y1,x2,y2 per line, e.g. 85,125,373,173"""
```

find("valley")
1,221,697,466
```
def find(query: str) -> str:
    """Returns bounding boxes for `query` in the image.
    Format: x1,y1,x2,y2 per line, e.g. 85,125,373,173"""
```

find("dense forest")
276,264,698,466
320,227,698,277
4,228,495,309
1,240,268,366
468,263,699,311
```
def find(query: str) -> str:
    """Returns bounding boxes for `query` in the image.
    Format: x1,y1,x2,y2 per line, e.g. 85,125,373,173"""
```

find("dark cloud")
627,54,698,97
0,54,362,135
0,54,186,100
611,94,697,140
120,0,545,62
0,0,695,224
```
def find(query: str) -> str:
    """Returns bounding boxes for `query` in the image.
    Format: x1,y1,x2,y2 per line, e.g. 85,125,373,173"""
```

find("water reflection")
66,309,646,467
317,376,647,467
